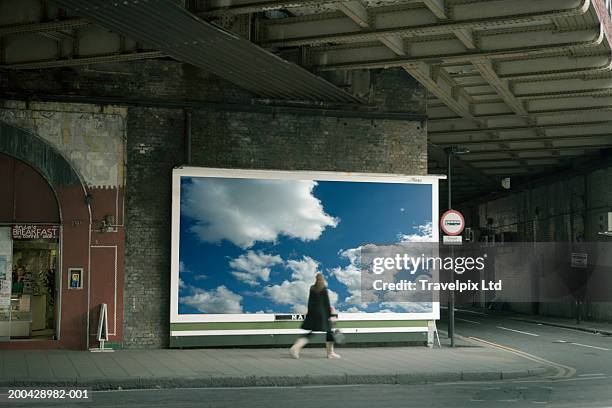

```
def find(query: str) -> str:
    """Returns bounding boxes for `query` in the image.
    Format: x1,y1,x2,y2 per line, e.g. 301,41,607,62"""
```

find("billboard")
170,167,441,345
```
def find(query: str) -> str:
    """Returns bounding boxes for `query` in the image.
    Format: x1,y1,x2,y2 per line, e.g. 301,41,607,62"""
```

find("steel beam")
431,132,612,146
337,1,370,28
0,51,165,69
0,18,90,35
314,28,604,70
404,62,474,119
422,0,447,19
471,58,529,117
261,1,591,47
428,143,500,190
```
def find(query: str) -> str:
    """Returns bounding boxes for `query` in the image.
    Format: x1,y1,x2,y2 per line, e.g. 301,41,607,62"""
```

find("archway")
0,120,91,349
0,153,61,340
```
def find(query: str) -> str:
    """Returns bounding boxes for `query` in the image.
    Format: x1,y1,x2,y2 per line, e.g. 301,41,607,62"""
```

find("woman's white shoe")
326,341,341,359
290,337,308,359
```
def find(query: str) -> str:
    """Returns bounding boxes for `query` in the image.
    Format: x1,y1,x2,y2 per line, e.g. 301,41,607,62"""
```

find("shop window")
10,235,59,340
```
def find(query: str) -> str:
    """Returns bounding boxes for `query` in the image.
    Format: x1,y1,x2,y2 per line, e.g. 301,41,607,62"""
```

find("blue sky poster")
177,175,434,315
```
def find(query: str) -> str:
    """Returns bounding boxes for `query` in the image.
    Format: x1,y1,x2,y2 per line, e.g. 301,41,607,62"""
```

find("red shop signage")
12,225,59,240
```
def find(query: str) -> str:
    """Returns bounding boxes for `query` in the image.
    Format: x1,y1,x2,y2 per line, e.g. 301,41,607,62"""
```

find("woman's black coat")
301,285,332,332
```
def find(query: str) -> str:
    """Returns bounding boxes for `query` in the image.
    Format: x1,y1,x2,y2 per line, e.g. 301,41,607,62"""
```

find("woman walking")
290,273,341,359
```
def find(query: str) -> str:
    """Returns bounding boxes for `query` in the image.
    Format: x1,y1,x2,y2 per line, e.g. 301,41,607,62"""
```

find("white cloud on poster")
181,285,243,314
261,256,337,314
181,178,339,249
398,222,434,242
179,260,207,280
331,222,434,311
229,250,283,286
380,301,432,313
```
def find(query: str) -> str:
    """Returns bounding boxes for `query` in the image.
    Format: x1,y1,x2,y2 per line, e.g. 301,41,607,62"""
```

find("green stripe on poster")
170,332,428,347
170,320,428,331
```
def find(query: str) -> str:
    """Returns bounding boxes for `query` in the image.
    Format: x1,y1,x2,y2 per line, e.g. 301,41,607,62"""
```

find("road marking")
455,308,487,316
468,336,576,379
578,373,606,377
497,326,539,337
570,342,610,351
457,318,481,324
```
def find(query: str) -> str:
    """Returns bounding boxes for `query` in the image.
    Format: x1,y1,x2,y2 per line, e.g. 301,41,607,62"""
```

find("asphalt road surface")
7,310,612,408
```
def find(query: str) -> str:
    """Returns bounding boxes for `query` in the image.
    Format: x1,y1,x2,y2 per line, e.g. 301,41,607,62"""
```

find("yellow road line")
467,336,576,379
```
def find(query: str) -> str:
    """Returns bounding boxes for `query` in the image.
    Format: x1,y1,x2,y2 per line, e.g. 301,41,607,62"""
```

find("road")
7,309,612,408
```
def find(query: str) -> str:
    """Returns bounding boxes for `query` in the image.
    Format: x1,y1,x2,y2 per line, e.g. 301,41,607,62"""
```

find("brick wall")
35,60,427,348
123,108,426,348
2,60,428,348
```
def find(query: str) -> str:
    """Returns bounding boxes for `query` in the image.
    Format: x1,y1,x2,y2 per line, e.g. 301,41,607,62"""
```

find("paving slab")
0,337,552,390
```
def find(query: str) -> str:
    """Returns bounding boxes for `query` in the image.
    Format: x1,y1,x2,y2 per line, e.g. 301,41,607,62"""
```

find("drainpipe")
184,109,192,165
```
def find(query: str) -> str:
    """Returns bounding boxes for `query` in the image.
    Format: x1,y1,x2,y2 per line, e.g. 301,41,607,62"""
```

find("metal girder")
462,151,593,163
0,18,90,35
471,161,562,170
429,105,612,123
429,120,612,137
201,0,362,17
261,0,590,47
430,132,612,146
378,34,406,55
515,88,612,100
0,50,165,69
404,62,474,118
453,28,477,49
461,143,612,155
471,58,529,117
422,0,447,19
513,76,612,97
337,1,370,28
52,0,361,104
428,143,500,190
314,27,604,70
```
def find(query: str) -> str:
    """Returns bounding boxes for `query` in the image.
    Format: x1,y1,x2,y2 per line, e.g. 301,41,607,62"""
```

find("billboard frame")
170,167,443,340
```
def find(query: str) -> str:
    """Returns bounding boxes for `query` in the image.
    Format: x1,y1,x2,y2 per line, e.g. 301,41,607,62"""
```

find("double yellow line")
467,336,576,379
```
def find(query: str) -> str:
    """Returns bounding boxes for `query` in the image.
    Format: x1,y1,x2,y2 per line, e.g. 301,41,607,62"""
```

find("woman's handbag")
332,328,345,344
330,317,345,344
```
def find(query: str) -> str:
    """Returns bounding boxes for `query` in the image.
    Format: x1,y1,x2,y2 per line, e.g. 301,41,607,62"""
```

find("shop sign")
12,225,59,240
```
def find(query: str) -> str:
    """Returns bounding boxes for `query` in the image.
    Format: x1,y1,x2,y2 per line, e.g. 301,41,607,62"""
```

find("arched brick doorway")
0,120,108,349
0,153,62,343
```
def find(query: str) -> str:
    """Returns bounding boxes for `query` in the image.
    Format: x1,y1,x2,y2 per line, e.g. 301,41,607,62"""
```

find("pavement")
5,310,612,407
0,334,548,390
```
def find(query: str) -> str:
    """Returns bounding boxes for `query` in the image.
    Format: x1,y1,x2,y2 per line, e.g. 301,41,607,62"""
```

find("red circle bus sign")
440,210,465,236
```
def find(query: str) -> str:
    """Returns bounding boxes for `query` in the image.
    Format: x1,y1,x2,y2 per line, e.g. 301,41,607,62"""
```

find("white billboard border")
170,167,444,324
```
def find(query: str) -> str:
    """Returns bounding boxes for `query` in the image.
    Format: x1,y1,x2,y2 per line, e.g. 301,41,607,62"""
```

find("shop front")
0,153,67,345
0,225,60,341
0,118,125,349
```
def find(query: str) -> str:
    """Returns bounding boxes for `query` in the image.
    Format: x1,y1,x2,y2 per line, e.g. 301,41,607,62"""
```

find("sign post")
440,209,465,347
